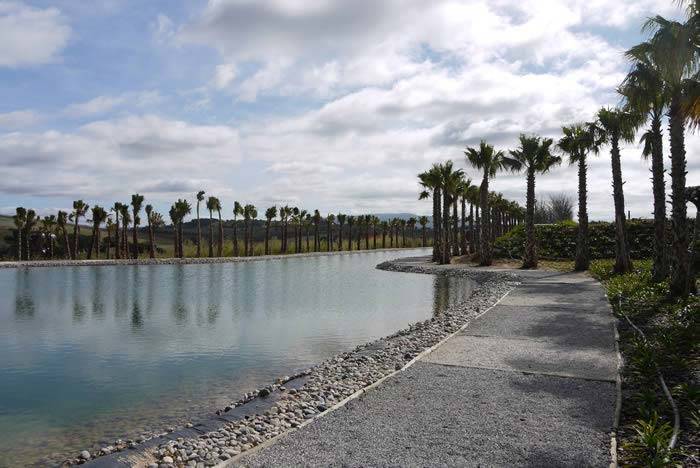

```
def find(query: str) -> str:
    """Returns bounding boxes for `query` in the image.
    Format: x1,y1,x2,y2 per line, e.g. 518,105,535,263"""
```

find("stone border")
0,248,421,269
64,258,518,467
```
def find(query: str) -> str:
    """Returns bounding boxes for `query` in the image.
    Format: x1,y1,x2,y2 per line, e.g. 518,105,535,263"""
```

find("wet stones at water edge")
64,262,516,467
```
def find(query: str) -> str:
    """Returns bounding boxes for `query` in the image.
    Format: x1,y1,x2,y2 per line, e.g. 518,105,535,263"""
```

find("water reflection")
0,250,476,467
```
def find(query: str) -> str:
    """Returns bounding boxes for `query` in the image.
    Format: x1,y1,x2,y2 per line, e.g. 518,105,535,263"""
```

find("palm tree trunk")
442,191,451,264
208,212,214,257
610,131,632,274
178,221,184,258
148,218,155,259
173,223,179,258
689,207,700,294
460,197,467,255
668,96,690,297
575,156,590,271
217,212,223,257
197,204,202,258
73,218,79,260
452,199,459,256
88,224,96,260
433,188,441,262
327,223,332,252
373,225,377,249
479,175,491,266
113,216,120,259
95,227,101,260
132,218,138,259
650,114,668,282
468,203,474,254
233,217,239,256
523,168,537,269
16,229,21,261
348,225,353,251
338,223,344,251
265,221,270,255
421,225,426,247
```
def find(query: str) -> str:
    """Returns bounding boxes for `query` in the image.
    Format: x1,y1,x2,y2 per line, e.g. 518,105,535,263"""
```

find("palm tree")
119,204,130,259
379,221,389,249
23,210,37,261
418,216,428,247
337,213,346,251
13,207,26,261
111,203,121,259
597,108,638,274
465,142,517,266
216,199,224,257
176,199,192,258
628,16,696,296
41,215,57,259
233,201,243,256
264,206,277,255
558,123,603,271
206,197,217,257
508,134,561,269
71,200,89,260
105,217,114,259
145,204,161,259
466,185,479,254
304,213,312,252
456,179,472,255
327,214,336,252
169,205,179,258
620,54,669,282
130,194,145,259
196,191,205,257
407,217,417,248
296,209,306,253
87,206,107,259
439,161,466,264
347,216,355,251
418,165,442,262
313,210,321,251
57,210,70,259
355,216,363,250
371,216,379,249
246,205,257,256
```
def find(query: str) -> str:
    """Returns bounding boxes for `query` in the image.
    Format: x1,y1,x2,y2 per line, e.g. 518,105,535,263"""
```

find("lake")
0,249,474,466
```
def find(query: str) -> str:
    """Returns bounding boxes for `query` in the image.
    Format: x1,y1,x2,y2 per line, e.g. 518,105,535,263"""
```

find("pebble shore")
63,259,518,468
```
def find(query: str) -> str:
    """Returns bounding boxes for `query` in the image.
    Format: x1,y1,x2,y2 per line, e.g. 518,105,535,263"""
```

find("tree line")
9,198,434,261
421,3,700,299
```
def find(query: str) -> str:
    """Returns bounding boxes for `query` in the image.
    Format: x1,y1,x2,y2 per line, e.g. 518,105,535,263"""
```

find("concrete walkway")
235,269,618,467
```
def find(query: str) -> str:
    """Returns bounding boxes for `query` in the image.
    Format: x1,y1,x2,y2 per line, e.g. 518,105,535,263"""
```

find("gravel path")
235,261,618,467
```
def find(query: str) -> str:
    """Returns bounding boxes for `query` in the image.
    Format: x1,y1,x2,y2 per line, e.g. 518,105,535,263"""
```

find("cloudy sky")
0,0,697,220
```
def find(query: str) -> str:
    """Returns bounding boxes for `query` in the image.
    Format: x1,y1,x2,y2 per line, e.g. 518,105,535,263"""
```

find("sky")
0,0,697,221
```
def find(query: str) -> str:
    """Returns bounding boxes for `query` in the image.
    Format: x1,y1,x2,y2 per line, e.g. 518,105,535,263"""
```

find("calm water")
0,249,474,466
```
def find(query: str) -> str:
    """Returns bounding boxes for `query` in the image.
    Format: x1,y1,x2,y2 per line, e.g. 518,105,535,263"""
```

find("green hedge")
494,220,659,260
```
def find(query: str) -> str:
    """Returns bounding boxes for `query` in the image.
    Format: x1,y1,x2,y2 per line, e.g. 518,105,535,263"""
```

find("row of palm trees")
418,159,525,266
10,194,434,261
419,2,699,298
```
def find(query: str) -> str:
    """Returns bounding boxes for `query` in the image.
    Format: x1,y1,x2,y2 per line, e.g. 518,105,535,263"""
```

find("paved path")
235,268,618,467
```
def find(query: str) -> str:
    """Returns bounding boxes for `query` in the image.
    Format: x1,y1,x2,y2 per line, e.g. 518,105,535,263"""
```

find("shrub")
494,220,671,261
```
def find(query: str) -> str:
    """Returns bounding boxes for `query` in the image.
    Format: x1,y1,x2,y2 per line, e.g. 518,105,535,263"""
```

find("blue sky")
0,0,696,220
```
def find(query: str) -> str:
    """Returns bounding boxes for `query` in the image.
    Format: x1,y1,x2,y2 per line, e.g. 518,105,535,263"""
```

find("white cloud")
64,91,163,117
212,63,237,89
0,110,41,129
0,1,71,67
151,13,175,44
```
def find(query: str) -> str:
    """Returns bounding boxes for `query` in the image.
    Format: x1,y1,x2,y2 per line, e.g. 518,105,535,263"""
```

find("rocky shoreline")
62,259,518,468
0,248,420,269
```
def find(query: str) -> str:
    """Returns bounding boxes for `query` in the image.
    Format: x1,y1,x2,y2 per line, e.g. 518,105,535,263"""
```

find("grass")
589,259,699,466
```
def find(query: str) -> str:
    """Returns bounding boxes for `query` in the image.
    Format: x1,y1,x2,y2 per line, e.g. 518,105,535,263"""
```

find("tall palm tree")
145,204,161,259
176,199,192,258
296,209,306,253
508,134,561,268
57,210,70,260
130,194,144,259
371,216,379,249
119,204,130,259
279,205,289,253
23,210,37,261
196,191,205,257
87,206,107,260
215,199,224,257
456,179,472,255
71,200,89,260
558,123,603,271
111,203,121,259
628,15,697,296
41,215,57,259
206,197,217,257
620,55,669,282
465,142,517,266
355,216,363,250
313,210,321,252
597,108,638,274
407,217,417,248
347,216,355,251
169,205,179,258
418,164,443,262
327,214,335,252
233,201,243,256
304,213,312,252
246,205,257,256
13,207,26,261
105,217,114,259
264,206,277,255
418,216,428,247
337,213,346,251
381,220,389,248
466,185,479,254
